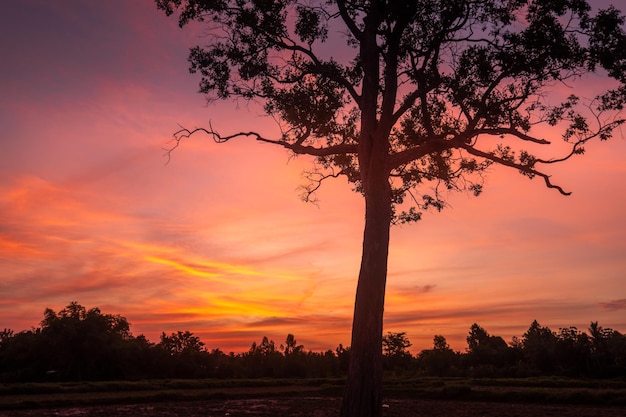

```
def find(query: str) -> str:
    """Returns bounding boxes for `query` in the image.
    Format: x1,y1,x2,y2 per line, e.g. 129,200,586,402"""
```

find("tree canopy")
159,0,625,218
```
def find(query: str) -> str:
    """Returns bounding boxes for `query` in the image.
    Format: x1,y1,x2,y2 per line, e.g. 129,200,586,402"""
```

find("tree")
433,334,450,351
555,327,590,375
466,323,491,352
522,320,558,373
158,330,208,377
0,329,14,349
417,335,457,376
465,323,509,371
159,330,205,355
39,302,132,380
281,334,306,376
382,331,412,357
246,336,282,377
382,331,412,371
588,321,626,376
156,1,626,415
281,333,304,356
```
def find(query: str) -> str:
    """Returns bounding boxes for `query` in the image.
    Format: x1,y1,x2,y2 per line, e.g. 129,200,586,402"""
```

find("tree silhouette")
39,302,132,380
432,335,450,351
281,334,306,376
159,330,205,355
158,331,208,377
465,323,510,372
556,326,591,376
382,331,412,357
382,331,412,371
156,1,626,415
3,302,626,382
522,320,558,373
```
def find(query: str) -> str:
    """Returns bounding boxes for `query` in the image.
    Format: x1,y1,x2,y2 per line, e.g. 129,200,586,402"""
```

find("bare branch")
473,128,551,144
300,166,344,204
163,124,358,163
460,144,572,195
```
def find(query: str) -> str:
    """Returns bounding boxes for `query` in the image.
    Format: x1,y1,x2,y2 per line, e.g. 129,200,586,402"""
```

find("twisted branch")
163,123,358,164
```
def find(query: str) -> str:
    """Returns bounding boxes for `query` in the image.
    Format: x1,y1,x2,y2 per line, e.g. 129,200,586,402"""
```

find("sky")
1,0,625,354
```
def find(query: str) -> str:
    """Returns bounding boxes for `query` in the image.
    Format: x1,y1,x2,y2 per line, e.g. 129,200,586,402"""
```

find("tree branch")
300,166,344,204
459,144,571,195
336,0,363,42
164,124,358,163
473,128,551,144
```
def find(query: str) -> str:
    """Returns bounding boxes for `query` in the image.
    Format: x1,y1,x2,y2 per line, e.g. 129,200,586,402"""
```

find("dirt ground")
0,397,623,417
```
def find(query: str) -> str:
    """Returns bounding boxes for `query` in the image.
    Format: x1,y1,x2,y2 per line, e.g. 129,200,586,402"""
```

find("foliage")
416,335,459,377
159,330,205,355
382,332,413,372
157,0,626,217
464,323,512,372
383,332,412,357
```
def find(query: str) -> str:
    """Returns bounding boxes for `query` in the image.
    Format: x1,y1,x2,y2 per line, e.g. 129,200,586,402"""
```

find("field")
1,377,625,416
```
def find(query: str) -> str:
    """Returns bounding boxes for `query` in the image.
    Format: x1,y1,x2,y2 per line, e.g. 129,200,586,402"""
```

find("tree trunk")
340,166,392,417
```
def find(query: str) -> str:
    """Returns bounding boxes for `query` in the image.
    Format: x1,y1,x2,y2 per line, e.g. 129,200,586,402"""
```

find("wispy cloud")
599,299,626,311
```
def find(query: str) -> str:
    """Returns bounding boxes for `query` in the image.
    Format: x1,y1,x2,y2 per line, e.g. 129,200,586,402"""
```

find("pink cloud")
599,299,626,311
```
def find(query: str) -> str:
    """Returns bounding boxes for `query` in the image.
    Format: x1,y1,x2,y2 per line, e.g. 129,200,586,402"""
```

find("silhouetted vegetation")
1,303,625,383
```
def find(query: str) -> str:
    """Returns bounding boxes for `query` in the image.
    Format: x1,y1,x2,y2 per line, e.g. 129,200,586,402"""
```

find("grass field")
1,376,625,413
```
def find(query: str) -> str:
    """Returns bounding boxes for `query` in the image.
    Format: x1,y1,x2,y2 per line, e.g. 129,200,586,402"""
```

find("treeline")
1,302,625,382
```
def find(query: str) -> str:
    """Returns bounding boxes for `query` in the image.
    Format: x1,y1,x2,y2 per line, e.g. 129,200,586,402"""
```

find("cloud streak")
599,299,626,311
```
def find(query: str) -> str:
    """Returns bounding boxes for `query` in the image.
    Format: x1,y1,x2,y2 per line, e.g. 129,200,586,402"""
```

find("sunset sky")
1,0,625,354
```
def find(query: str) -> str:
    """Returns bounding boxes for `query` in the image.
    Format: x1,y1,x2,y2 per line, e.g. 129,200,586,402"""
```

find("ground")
0,397,622,417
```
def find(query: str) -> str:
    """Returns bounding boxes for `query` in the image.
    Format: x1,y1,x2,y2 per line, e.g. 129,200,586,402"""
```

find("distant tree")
522,320,558,373
382,331,412,357
250,336,277,356
281,333,304,356
465,323,510,372
157,1,626,414
38,302,133,380
466,323,491,353
555,326,591,376
317,349,341,377
246,336,282,377
0,329,47,382
433,334,450,351
281,334,307,377
207,348,236,378
588,321,626,376
159,330,205,355
417,335,457,376
0,329,13,348
156,331,209,378
121,334,157,379
335,343,351,374
382,331,413,372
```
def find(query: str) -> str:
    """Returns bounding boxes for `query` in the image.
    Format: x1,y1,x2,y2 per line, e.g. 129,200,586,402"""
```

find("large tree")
156,1,625,415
